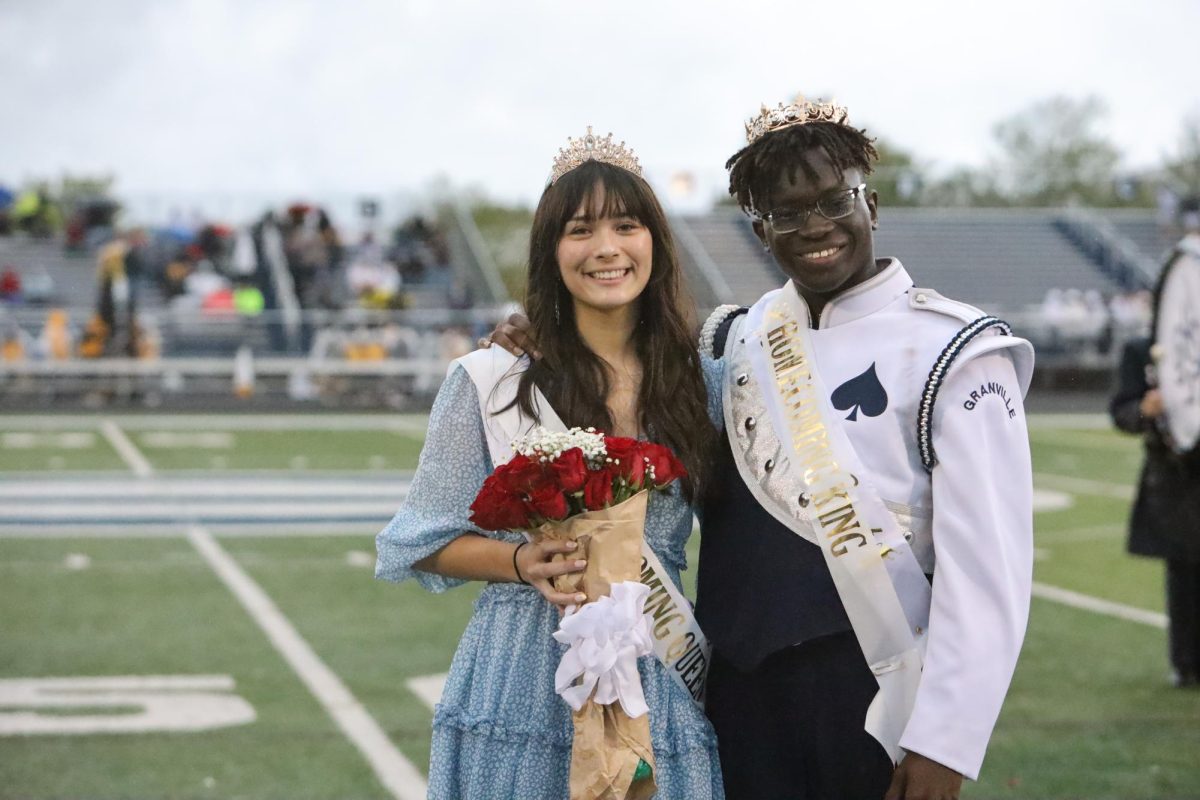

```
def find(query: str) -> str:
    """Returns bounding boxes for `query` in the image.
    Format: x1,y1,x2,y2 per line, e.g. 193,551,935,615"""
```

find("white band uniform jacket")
702,258,1035,780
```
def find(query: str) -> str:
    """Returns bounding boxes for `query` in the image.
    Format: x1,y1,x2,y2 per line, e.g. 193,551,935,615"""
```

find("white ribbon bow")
552,580,654,718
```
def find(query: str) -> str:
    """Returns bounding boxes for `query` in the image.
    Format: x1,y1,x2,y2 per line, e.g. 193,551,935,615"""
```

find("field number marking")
0,675,254,735
187,525,426,799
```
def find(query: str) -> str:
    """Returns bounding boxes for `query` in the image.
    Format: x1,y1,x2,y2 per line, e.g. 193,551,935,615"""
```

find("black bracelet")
512,542,530,585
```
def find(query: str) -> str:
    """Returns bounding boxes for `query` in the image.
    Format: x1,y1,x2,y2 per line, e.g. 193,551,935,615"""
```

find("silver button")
798,493,809,507
903,530,914,542
764,458,775,472
745,417,756,431
736,373,749,386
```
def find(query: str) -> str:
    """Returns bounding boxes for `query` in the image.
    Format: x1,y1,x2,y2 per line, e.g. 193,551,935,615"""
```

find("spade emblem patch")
831,363,888,421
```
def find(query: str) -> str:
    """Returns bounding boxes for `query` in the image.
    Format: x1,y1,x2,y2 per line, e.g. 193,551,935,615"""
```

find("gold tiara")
549,126,643,185
744,95,850,145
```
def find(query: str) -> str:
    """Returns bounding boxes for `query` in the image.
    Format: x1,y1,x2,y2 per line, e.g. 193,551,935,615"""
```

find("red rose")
643,443,686,487
549,447,588,493
603,436,645,486
527,483,569,521
469,478,531,530
497,453,550,494
583,466,615,511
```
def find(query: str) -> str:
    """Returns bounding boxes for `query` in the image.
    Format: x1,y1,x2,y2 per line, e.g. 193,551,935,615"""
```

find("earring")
555,297,561,325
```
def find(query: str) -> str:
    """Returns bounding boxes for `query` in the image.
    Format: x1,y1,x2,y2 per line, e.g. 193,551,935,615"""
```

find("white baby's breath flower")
511,426,607,468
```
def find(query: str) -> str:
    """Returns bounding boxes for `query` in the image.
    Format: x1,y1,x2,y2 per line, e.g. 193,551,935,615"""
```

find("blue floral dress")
376,365,725,799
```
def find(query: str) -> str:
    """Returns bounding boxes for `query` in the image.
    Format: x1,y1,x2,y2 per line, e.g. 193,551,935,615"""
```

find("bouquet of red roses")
469,426,685,532
468,426,686,800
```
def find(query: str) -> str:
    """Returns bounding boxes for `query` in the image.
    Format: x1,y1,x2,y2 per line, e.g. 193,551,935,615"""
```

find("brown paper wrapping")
533,490,656,800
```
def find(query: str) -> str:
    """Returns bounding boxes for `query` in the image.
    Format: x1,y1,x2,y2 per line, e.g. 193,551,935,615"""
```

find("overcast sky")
2,0,1197,220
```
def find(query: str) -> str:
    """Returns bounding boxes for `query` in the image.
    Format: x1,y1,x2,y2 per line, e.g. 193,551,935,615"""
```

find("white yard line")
99,420,154,478
406,673,448,712
1032,473,1134,500
1025,413,1112,430
1036,522,1126,544
186,525,426,800
1032,582,1167,629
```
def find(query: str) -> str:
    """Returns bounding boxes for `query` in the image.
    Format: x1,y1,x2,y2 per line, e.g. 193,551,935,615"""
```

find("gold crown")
744,95,850,145
549,126,643,185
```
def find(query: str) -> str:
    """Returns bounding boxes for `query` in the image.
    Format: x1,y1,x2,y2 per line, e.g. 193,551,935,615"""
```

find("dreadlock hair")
499,159,716,500
725,122,879,214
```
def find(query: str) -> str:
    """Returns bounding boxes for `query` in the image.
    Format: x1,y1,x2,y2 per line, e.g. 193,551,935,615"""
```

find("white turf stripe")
0,522,381,538
0,478,410,499
1033,582,1167,629
1035,523,1125,544
406,673,448,713
1,414,430,432
1030,488,1072,512
99,420,154,478
186,526,426,799
0,500,401,520
1032,473,1134,500
1025,413,1111,430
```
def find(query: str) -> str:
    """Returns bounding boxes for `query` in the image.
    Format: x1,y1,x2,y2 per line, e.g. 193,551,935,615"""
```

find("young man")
488,98,1034,800
695,98,1033,800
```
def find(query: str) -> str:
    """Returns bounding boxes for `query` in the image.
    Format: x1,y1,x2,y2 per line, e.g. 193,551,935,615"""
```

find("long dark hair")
506,159,715,499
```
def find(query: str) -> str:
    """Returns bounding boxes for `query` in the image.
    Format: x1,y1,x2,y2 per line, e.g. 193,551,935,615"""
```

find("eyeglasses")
759,183,867,234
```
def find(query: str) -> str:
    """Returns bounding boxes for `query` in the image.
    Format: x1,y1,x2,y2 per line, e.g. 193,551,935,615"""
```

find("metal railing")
668,214,735,307
449,202,509,304
1054,209,1161,290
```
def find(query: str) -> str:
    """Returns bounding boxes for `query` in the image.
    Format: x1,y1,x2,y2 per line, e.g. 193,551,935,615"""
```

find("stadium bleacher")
0,235,144,311
872,208,1125,310
673,206,1144,314
0,204,1178,409
673,209,781,308
1099,209,1177,265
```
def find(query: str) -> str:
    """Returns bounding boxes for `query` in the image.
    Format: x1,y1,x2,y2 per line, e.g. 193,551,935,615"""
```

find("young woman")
375,130,723,799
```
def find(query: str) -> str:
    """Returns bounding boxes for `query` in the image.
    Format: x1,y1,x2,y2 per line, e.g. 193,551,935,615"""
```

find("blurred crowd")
156,205,461,315
0,183,478,366
1039,287,1152,357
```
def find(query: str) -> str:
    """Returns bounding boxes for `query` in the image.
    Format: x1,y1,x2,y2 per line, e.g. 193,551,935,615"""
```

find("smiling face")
753,146,880,310
556,186,653,316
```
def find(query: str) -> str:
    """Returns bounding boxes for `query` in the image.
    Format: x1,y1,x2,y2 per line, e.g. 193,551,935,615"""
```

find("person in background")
1110,342,1200,687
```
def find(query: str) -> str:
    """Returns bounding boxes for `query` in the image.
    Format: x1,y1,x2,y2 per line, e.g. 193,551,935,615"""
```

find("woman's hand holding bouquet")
468,426,685,800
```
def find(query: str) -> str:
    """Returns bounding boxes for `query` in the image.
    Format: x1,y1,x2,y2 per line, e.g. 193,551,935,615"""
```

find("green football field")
1,414,1198,799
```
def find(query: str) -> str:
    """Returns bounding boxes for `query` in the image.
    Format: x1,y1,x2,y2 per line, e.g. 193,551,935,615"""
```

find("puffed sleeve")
898,348,1033,780
374,364,494,593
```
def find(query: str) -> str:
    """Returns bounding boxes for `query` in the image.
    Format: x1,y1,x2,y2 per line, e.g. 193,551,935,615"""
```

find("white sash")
454,349,710,707
743,285,932,763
